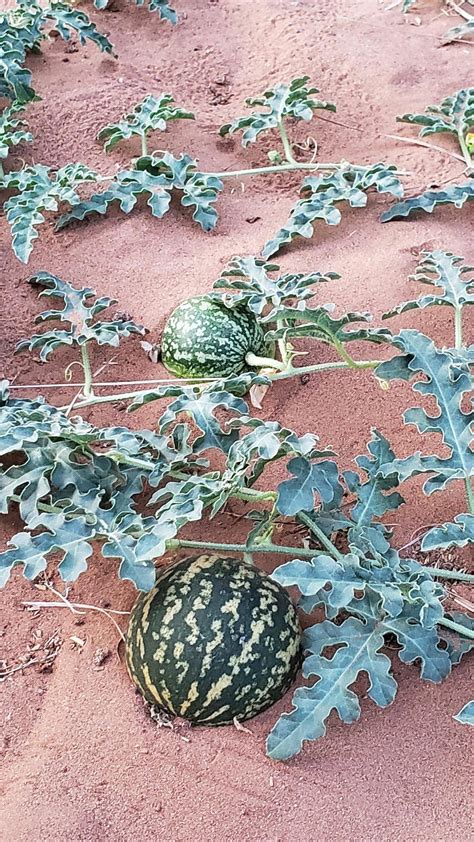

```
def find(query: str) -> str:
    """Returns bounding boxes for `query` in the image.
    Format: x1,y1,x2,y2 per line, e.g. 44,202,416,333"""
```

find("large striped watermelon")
125,555,302,724
160,295,268,378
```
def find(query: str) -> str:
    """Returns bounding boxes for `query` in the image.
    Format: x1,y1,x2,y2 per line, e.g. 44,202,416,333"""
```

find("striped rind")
125,555,302,724
161,296,268,378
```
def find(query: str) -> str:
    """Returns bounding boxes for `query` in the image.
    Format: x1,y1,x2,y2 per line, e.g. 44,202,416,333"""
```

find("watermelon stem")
245,352,287,371
167,538,319,558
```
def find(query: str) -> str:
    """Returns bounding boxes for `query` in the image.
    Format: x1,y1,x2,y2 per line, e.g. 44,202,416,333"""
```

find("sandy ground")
0,0,473,840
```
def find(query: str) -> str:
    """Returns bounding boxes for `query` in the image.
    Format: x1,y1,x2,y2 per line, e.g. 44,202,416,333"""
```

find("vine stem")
213,162,412,179
278,119,298,165
61,358,383,410
140,133,148,157
465,477,474,515
80,343,94,399
296,511,345,562
454,306,463,350
245,352,287,371
166,538,316,557
422,566,474,583
437,616,474,640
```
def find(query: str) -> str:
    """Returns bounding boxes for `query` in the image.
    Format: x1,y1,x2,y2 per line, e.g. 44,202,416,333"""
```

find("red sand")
1,1,473,839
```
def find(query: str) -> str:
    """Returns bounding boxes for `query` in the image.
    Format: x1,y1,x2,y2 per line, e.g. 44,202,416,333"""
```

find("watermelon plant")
382,88,474,222
390,0,474,46
0,0,114,104
36,79,405,263
1,248,473,755
93,0,178,22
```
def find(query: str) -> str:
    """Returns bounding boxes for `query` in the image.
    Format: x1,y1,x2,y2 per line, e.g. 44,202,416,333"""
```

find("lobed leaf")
56,153,224,234
421,514,474,550
382,249,473,320
219,76,335,146
267,603,451,759
263,163,404,257
16,272,145,360
97,93,194,152
276,456,342,516
377,330,473,495
396,88,474,145
3,162,102,263
0,99,32,159
212,255,339,318
381,180,474,222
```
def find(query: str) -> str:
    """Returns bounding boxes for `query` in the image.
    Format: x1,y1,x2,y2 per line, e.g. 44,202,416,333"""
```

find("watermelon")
125,554,302,724
161,295,269,378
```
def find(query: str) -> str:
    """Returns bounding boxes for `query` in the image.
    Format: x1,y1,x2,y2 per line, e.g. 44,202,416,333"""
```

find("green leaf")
0,513,96,586
263,304,392,351
421,514,474,550
159,389,248,453
277,456,342,515
396,88,474,147
97,93,194,152
266,616,396,760
56,153,224,233
0,100,32,159
3,163,102,263
16,272,145,361
212,256,339,318
267,609,451,759
45,2,115,55
382,249,473,320
219,76,336,146
454,701,474,726
263,163,404,257
94,0,178,18
377,331,473,495
381,180,474,222
272,553,404,619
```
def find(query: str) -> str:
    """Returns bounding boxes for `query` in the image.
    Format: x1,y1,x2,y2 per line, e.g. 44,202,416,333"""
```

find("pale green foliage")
381,179,474,221
0,259,472,759
382,249,473,318
56,153,224,233
0,1,114,103
262,163,404,257
16,272,146,360
219,76,336,146
397,88,473,149
93,0,177,22
0,100,32,161
0,163,102,263
98,94,194,152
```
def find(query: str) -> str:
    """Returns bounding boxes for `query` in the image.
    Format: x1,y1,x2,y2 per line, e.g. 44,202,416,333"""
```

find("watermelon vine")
2,249,473,756
1,77,409,263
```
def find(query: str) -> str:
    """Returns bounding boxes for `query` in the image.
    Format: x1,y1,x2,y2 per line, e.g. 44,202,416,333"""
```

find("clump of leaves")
97,93,194,155
15,272,146,398
392,0,474,46
383,88,474,222
1,252,473,756
219,76,336,162
0,100,32,169
0,0,114,104
55,152,224,234
45,79,404,264
93,0,178,23
262,163,404,258
0,163,103,264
